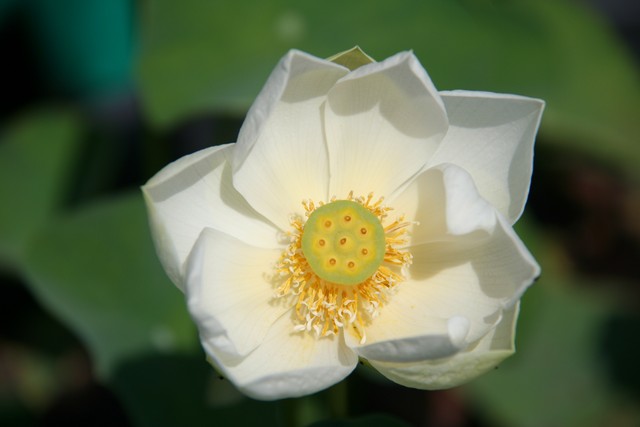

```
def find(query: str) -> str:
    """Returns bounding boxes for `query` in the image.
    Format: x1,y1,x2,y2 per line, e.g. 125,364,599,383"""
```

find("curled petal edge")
185,227,286,359
202,315,358,400
431,90,544,223
369,303,520,390
347,316,470,363
142,145,227,290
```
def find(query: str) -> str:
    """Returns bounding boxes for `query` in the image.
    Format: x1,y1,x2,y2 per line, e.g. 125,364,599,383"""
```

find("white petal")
185,228,286,358
345,314,469,363
325,51,448,199
402,214,538,343
370,304,520,389
142,145,279,289
232,50,349,230
429,91,544,223
342,161,537,361
345,211,537,362
206,314,358,400
390,163,497,247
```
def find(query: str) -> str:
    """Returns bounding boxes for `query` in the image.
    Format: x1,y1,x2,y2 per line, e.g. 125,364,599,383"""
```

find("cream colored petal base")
185,228,286,358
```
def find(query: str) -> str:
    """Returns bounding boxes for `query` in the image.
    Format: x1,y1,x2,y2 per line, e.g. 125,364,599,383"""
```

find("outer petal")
369,304,520,390
402,214,538,344
325,51,448,199
345,314,470,363
206,314,358,400
345,211,538,362
429,91,544,223
142,145,278,289
185,228,286,358
389,163,498,247
233,50,349,230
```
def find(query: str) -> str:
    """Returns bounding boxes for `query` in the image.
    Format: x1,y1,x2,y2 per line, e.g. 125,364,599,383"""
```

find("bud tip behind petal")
327,46,376,70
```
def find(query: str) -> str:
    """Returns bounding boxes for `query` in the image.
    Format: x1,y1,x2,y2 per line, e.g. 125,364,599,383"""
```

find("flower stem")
327,380,348,419
277,399,298,427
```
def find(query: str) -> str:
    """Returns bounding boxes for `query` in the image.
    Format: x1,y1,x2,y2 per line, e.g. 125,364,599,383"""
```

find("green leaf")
0,108,81,271
22,192,197,377
138,0,640,176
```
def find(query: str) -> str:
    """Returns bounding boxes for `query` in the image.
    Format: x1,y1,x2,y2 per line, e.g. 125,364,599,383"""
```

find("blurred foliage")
111,353,279,427
0,108,81,272
138,0,640,177
469,284,629,427
22,193,197,377
0,0,639,426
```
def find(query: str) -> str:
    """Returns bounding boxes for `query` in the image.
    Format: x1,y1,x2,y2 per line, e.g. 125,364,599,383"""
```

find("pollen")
274,192,412,343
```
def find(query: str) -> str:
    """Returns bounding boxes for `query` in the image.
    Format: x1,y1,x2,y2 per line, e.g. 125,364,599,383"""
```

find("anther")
340,237,347,245
360,228,367,235
348,261,355,269
318,239,326,246
324,220,332,228
344,215,351,222
329,258,337,266
361,248,368,255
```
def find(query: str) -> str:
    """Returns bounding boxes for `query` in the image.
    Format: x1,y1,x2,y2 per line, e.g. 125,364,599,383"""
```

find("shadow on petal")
328,60,444,140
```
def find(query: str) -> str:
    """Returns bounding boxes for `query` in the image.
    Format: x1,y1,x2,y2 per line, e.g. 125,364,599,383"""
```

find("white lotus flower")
142,48,543,400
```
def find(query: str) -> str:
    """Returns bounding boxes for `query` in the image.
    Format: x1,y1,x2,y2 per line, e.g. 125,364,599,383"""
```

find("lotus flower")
143,47,544,400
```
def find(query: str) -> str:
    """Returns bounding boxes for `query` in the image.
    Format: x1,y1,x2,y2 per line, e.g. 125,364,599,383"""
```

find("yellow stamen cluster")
274,192,412,343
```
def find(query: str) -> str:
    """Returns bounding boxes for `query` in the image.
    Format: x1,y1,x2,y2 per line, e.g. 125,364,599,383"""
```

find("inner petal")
232,52,348,230
389,163,497,247
325,51,448,199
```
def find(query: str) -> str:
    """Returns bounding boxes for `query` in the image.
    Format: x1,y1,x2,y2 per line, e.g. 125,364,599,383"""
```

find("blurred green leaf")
308,414,410,427
139,0,640,176
22,192,197,377
111,353,278,427
0,108,81,271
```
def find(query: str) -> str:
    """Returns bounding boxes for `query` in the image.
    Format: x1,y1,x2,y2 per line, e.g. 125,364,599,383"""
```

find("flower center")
273,192,413,342
301,200,386,286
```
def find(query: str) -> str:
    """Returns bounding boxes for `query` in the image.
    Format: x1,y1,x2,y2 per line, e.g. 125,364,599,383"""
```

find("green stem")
327,380,348,419
277,398,298,427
